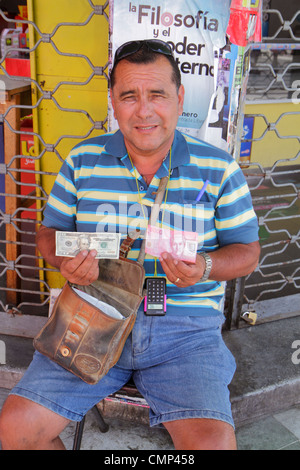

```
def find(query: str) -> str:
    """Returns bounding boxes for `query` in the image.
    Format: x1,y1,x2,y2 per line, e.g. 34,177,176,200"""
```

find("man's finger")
60,250,98,282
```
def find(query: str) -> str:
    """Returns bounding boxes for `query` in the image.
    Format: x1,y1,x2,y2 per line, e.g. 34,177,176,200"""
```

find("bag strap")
119,229,141,259
138,176,169,265
119,176,169,265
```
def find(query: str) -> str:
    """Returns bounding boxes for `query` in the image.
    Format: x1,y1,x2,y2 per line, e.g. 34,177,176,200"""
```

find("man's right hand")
59,250,99,285
36,225,99,286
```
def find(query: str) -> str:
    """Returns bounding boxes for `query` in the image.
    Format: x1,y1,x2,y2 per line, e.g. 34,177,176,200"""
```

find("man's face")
79,237,89,250
110,56,184,158
172,238,184,256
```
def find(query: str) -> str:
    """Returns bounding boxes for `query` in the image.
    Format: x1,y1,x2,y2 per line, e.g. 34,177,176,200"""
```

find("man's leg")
130,314,237,451
0,343,133,451
164,418,237,450
0,394,70,450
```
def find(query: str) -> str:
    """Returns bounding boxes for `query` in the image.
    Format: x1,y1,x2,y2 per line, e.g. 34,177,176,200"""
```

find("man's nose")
136,97,153,119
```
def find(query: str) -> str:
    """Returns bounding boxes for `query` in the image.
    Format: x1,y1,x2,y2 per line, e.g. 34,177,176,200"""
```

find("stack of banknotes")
56,228,198,263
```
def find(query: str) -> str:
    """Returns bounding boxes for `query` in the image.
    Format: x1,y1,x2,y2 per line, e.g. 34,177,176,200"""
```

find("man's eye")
123,95,136,101
152,93,165,99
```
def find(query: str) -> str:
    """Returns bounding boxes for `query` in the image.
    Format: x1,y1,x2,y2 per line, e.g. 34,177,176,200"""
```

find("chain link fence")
0,1,299,336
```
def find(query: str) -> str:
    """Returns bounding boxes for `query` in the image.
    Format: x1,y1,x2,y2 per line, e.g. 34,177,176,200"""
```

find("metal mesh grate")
0,1,109,325
227,5,300,327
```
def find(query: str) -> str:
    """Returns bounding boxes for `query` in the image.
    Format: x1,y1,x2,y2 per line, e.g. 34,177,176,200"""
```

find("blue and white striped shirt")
43,129,259,317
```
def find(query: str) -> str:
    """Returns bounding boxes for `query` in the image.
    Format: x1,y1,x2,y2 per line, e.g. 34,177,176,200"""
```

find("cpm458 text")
104,453,196,467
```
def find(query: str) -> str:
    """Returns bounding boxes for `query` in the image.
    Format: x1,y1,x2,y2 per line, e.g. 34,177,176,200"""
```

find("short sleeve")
42,154,77,231
215,159,259,246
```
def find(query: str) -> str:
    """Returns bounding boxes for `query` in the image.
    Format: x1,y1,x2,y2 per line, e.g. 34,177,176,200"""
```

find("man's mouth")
136,125,157,131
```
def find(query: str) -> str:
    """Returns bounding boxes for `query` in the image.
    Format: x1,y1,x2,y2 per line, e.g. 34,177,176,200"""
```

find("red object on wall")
227,0,262,47
5,58,30,77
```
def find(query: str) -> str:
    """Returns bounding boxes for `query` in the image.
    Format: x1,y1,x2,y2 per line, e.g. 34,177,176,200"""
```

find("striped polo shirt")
43,129,259,317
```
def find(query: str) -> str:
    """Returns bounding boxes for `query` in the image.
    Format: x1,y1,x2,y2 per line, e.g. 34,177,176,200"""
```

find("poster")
109,0,231,138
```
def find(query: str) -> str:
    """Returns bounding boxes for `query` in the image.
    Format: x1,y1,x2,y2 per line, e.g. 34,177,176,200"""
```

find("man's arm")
36,225,99,285
160,241,261,287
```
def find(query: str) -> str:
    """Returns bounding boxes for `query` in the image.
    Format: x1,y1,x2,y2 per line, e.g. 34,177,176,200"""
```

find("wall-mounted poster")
109,0,231,140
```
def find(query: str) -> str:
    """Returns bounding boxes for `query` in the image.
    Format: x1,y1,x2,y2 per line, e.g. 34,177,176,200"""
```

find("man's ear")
109,88,117,119
178,84,185,116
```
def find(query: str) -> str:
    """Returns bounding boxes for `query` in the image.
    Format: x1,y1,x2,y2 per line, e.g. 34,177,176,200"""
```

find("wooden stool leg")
72,407,109,450
92,405,109,433
72,416,86,451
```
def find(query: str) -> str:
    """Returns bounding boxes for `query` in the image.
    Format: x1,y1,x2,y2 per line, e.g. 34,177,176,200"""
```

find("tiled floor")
236,407,300,451
1,387,299,450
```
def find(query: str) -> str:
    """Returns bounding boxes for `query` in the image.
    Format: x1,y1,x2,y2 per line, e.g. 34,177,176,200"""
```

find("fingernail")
82,250,88,257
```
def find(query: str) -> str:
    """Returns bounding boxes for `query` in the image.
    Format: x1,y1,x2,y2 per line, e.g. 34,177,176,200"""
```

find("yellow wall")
28,0,109,288
244,101,300,168
28,0,109,195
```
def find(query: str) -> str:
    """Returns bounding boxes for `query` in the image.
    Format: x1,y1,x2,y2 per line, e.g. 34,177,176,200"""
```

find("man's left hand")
159,252,205,287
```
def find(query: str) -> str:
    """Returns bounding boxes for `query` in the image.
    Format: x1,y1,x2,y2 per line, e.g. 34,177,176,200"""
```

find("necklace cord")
128,148,172,272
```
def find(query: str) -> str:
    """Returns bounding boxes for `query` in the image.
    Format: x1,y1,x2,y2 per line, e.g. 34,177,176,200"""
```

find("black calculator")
144,278,167,316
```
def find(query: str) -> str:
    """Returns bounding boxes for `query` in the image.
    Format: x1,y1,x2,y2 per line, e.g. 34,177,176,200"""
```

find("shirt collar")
104,129,191,170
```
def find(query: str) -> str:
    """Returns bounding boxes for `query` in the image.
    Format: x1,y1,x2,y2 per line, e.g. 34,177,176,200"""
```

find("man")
0,39,260,450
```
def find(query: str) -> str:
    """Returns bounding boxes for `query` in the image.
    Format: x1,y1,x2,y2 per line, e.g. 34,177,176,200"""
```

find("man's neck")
129,151,169,185
125,141,172,182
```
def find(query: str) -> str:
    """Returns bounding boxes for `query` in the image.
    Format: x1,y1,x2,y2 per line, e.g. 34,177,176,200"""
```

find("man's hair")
109,43,181,91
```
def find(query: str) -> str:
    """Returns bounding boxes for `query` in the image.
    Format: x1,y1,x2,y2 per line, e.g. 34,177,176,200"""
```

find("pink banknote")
145,225,198,263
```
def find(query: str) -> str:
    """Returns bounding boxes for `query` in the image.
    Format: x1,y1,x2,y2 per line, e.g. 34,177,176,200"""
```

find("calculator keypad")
144,278,166,316
148,279,165,302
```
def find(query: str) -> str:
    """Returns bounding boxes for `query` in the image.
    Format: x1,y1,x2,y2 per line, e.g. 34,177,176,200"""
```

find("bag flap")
71,257,145,317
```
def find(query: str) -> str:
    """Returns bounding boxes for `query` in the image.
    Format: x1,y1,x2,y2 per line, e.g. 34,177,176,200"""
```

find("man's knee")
164,418,237,450
0,394,68,450
0,396,21,448
0,395,36,449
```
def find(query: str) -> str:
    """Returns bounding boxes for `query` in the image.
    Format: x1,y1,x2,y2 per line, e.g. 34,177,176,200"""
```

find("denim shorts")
11,309,236,428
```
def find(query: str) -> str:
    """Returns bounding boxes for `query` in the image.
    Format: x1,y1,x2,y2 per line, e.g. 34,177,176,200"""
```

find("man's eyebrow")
119,90,136,99
118,88,167,99
150,88,167,95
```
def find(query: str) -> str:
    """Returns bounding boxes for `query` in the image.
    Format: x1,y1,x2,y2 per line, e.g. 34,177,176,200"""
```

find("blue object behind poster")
0,123,4,212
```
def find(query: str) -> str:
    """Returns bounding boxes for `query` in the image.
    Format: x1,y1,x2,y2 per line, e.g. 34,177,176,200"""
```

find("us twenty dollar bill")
56,231,121,259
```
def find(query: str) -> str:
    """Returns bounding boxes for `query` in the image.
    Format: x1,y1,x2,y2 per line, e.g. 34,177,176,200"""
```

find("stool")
73,405,109,450
72,381,147,450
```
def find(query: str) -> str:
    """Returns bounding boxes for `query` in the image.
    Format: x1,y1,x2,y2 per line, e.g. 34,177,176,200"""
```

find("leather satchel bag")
34,177,168,385
34,248,145,385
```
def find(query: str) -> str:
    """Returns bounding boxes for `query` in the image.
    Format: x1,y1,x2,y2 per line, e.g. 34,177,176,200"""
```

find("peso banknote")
145,225,198,263
56,232,121,259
